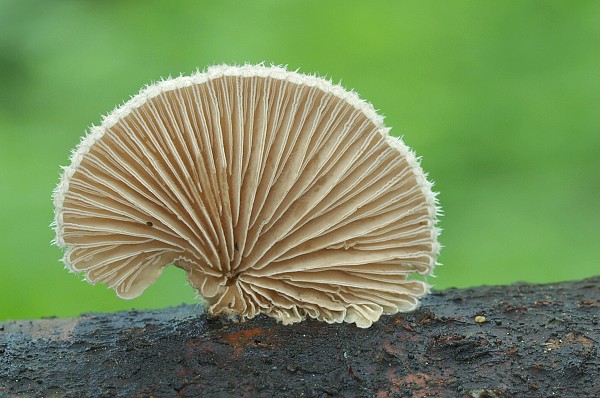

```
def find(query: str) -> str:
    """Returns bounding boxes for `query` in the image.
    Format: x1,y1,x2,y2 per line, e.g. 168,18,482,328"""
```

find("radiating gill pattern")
53,65,440,328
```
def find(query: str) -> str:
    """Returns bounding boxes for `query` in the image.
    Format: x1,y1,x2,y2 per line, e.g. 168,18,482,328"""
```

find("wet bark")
1,277,598,397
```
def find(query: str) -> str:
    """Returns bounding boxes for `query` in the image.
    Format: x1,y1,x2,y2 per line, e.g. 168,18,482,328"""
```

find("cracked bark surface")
1,277,598,397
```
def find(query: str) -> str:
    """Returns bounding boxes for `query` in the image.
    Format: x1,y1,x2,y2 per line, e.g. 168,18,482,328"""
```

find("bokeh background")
1,1,599,321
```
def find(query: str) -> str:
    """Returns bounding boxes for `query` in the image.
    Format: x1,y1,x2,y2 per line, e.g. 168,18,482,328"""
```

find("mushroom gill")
53,64,441,328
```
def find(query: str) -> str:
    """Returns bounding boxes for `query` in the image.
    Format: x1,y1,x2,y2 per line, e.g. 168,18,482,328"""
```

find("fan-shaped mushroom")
53,64,440,328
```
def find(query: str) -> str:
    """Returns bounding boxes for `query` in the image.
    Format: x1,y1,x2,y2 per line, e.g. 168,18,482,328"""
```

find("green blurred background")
1,0,598,321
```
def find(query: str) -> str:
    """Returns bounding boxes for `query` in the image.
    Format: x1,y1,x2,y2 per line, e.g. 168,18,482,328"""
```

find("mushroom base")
178,258,430,328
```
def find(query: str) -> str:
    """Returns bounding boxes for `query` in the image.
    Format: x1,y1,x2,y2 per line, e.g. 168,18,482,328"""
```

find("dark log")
1,277,598,397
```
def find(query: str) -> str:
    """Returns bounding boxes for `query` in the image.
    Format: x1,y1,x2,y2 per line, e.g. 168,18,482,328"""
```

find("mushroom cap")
53,64,440,328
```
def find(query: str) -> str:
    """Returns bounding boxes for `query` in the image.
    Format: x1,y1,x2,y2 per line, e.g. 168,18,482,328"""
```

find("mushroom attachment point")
52,64,441,328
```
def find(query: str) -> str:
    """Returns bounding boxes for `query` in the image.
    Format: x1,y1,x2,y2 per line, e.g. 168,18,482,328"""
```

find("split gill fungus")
52,64,441,328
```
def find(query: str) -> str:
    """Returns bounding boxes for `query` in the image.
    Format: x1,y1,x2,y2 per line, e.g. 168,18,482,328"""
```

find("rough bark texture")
1,277,598,397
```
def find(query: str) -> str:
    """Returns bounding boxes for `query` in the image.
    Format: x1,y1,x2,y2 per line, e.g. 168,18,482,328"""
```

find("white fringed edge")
52,63,441,282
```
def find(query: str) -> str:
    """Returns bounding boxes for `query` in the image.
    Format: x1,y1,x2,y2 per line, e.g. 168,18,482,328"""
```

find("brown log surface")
1,277,599,397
